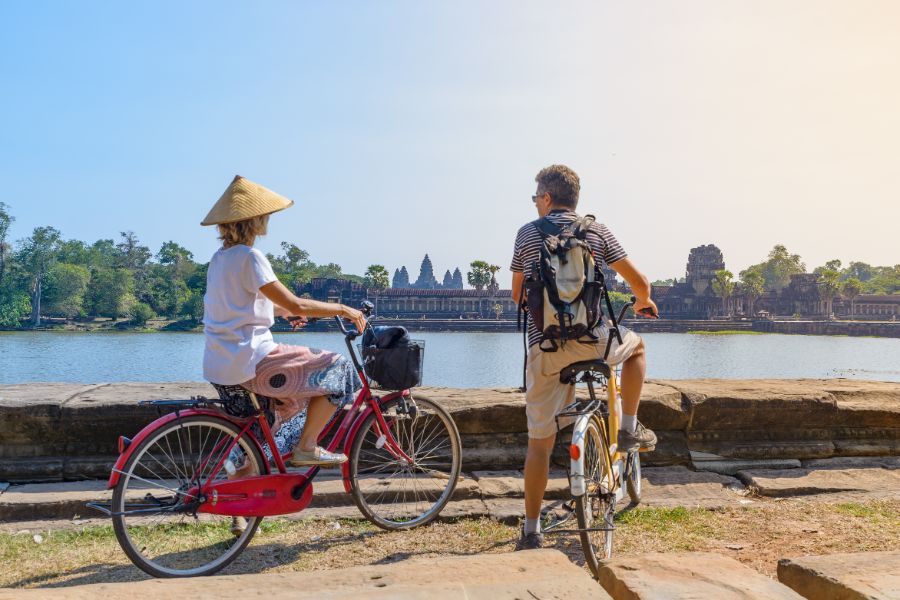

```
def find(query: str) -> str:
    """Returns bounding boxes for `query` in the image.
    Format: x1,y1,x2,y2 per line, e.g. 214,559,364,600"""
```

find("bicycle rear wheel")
575,416,615,578
111,415,265,577
348,394,461,530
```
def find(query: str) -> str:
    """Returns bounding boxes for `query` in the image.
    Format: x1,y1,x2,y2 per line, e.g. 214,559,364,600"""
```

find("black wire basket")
360,340,425,391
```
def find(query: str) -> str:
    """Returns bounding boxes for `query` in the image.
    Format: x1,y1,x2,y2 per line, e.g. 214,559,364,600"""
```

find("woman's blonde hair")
217,214,269,248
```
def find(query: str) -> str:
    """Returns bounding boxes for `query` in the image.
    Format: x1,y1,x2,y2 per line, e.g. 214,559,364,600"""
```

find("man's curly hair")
535,164,580,209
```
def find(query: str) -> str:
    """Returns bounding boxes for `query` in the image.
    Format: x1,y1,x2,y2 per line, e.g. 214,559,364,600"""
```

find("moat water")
2,331,899,386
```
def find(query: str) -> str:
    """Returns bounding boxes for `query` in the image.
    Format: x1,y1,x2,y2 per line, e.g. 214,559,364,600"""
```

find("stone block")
598,552,804,599
691,452,802,476
639,466,749,509
0,548,611,599
778,551,900,600
738,467,900,498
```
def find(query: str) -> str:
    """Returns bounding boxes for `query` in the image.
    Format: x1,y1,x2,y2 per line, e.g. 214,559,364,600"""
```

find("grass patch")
687,330,765,335
2,500,899,588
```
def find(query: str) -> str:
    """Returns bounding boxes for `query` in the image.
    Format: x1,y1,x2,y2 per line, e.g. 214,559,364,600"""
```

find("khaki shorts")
525,324,642,439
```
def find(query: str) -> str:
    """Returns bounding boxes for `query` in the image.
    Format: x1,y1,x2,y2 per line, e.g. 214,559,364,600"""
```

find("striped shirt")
510,210,627,347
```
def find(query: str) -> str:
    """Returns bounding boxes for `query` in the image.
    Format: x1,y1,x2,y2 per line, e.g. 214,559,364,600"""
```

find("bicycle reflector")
117,436,132,454
569,444,580,460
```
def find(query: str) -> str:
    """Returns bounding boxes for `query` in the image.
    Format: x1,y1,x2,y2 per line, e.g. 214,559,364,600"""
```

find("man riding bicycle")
510,164,658,550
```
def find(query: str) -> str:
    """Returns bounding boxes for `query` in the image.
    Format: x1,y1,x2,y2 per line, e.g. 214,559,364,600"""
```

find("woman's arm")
260,280,367,332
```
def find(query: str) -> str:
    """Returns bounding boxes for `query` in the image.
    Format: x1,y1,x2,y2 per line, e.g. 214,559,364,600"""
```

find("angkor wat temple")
298,246,897,321
392,254,464,290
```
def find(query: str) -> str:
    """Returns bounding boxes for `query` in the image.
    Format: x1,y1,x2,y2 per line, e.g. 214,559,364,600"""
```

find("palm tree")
739,270,765,317
842,278,862,319
818,269,842,319
467,261,492,291
364,265,390,291
711,269,735,317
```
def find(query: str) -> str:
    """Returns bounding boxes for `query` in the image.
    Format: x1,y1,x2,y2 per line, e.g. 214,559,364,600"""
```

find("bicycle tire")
574,416,615,578
111,414,265,578
348,394,461,530
625,450,642,504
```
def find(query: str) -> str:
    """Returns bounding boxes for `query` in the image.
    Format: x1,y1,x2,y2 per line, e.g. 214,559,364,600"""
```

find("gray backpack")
523,215,604,351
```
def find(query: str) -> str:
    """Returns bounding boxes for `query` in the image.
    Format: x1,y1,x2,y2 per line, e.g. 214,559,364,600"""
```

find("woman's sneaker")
230,516,248,536
617,422,657,452
290,446,348,468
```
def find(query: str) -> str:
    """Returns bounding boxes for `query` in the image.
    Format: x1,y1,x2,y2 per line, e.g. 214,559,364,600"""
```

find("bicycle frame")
104,314,415,517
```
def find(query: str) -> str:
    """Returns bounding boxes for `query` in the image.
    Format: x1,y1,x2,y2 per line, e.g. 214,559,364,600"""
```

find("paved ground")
2,457,898,526
2,457,898,599
0,549,612,600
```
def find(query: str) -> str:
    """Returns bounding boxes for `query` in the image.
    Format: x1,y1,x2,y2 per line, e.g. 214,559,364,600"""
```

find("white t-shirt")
202,245,279,385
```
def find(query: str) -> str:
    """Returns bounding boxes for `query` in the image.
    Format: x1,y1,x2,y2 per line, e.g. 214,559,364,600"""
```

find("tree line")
705,244,899,317
0,204,398,328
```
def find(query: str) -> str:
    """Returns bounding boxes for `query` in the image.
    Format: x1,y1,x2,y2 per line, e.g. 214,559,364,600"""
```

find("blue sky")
2,1,898,287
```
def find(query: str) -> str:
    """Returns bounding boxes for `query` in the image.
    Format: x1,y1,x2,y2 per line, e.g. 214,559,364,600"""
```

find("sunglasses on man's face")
532,193,546,203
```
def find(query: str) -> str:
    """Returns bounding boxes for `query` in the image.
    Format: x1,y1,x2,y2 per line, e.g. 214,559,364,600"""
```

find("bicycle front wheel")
575,416,615,578
348,394,461,530
111,415,265,578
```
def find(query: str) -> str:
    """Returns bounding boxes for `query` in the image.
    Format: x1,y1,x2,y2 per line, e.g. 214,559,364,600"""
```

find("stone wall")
1,379,898,482
752,320,900,338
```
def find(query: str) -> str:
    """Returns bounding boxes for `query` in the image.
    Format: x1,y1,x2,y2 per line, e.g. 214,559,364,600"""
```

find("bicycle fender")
569,416,591,497
106,409,267,489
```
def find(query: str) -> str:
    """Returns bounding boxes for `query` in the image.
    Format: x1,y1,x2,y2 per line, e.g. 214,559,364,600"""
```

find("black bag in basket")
361,326,424,390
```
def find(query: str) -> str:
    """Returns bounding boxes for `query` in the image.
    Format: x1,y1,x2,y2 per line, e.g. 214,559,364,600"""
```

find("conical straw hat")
201,175,294,226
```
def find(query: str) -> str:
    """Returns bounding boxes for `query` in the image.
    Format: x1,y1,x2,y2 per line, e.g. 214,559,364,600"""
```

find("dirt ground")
1,498,898,589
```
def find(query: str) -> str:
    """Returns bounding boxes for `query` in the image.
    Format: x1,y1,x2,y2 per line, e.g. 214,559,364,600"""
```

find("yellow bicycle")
543,297,648,578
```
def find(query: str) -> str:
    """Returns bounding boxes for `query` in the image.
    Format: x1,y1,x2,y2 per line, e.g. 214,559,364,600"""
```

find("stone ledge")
1,379,899,481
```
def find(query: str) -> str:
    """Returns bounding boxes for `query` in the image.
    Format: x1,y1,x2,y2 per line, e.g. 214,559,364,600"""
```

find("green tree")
842,278,863,318
56,240,93,266
43,263,90,318
743,245,806,291
863,265,899,295
157,241,194,265
0,203,12,286
739,270,765,317
711,269,735,316
88,239,120,269
844,261,874,282
814,259,843,275
0,291,29,328
467,260,493,291
181,290,204,321
608,291,633,320
267,242,314,288
86,268,134,318
17,226,62,326
818,269,842,319
314,263,344,279
364,265,390,290
116,231,152,270
129,302,155,326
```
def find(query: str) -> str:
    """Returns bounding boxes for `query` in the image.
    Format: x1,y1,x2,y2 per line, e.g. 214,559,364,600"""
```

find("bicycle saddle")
559,359,611,384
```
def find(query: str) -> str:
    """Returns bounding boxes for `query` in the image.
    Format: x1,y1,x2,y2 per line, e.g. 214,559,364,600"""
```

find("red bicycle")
89,302,462,578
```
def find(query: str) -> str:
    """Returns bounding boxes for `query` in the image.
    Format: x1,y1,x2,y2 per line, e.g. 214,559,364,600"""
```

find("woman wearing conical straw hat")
201,176,366,532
